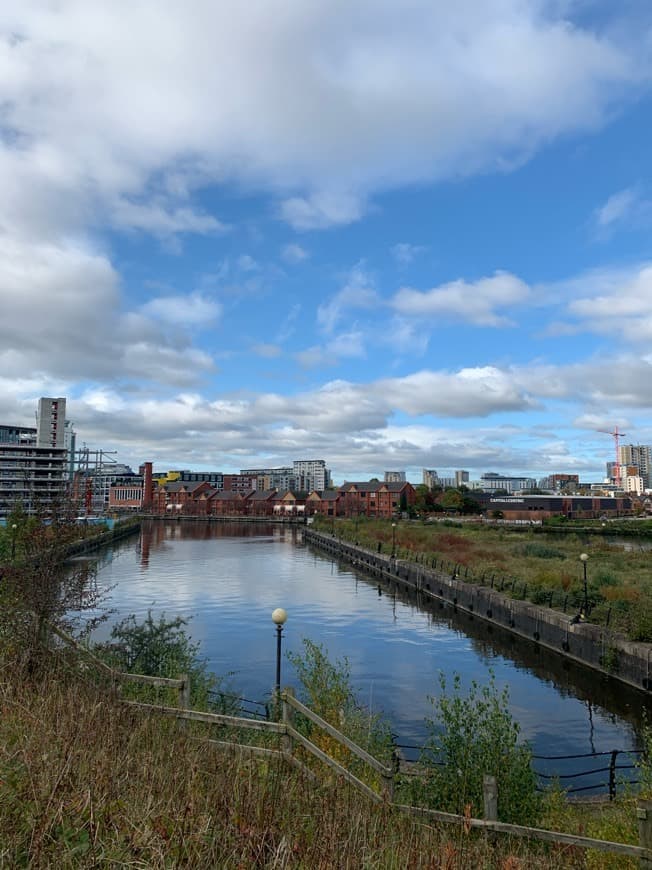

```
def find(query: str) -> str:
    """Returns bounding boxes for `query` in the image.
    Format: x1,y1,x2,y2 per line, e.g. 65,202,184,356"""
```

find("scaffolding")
74,447,118,515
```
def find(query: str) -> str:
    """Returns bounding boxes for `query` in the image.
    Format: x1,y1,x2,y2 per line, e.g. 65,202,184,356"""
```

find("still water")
84,520,651,782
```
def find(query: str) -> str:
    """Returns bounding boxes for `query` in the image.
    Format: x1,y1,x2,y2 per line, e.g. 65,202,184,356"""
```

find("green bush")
95,611,237,713
411,672,540,824
288,639,394,770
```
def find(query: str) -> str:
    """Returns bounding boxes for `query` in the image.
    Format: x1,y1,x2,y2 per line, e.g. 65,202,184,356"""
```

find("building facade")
0,443,69,517
618,444,652,489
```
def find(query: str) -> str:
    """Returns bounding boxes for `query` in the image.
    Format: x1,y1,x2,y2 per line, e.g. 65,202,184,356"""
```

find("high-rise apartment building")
384,471,406,483
0,397,75,517
423,469,439,489
618,444,652,489
293,460,331,491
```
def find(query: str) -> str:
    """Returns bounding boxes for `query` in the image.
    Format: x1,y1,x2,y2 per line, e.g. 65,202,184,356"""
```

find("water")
80,520,652,788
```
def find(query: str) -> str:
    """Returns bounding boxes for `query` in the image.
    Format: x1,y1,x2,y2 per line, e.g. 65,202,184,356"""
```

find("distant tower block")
36,397,66,449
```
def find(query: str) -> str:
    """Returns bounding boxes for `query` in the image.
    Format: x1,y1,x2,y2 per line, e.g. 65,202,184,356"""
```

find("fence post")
483,775,498,821
179,673,191,710
609,750,618,800
637,798,652,868
281,687,295,759
381,754,395,803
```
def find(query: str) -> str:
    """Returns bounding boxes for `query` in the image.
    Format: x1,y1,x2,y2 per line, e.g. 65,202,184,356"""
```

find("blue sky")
1,1,652,483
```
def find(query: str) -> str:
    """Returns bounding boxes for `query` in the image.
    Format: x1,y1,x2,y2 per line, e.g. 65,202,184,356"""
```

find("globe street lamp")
272,607,288,700
11,523,17,560
391,522,397,558
580,553,589,615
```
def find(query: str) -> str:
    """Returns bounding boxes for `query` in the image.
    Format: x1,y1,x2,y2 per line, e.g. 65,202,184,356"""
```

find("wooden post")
483,775,498,821
381,759,395,803
179,673,191,710
637,799,652,868
281,687,295,759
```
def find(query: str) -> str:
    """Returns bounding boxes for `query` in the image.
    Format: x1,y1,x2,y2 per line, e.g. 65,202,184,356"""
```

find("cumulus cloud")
548,262,652,342
390,271,531,327
0,235,215,386
0,0,644,239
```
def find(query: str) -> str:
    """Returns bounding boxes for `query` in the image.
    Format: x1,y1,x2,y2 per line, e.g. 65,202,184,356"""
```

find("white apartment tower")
293,460,331,492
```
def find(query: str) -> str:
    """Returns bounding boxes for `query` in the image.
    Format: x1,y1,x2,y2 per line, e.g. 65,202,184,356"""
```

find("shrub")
412,672,540,824
287,639,394,773
95,611,237,713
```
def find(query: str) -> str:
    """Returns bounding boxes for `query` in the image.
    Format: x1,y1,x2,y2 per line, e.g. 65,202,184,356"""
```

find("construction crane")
598,426,627,489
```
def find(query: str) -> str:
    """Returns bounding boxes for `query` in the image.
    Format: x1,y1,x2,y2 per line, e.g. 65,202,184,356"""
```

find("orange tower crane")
598,426,627,489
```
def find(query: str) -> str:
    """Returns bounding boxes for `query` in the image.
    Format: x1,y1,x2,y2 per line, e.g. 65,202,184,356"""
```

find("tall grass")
0,653,600,868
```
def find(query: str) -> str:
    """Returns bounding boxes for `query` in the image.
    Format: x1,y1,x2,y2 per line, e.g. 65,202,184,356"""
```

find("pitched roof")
247,489,278,501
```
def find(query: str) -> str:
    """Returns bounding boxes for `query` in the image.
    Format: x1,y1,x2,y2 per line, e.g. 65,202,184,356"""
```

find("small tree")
412,672,540,824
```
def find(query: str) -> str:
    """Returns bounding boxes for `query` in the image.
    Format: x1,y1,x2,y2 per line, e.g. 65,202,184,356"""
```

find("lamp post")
11,523,17,559
580,553,589,615
391,522,397,558
272,607,288,700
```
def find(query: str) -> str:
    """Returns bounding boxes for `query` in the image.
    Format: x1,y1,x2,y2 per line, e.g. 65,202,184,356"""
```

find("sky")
1,1,652,484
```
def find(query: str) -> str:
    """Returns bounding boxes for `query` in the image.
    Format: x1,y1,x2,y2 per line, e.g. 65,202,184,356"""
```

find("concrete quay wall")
304,529,652,695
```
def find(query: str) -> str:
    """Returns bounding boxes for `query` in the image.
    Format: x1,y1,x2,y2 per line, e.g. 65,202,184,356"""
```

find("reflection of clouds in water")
90,524,640,759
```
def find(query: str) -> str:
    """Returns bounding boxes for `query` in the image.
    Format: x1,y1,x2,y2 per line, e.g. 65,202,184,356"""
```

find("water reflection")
84,520,650,769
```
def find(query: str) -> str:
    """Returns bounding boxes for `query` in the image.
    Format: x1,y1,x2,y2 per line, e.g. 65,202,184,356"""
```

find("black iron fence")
393,739,643,799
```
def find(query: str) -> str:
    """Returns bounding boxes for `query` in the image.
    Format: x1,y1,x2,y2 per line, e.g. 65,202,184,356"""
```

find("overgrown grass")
318,517,652,640
0,654,610,869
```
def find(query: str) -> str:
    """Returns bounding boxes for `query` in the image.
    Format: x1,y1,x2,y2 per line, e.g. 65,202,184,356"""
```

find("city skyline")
1,3,652,481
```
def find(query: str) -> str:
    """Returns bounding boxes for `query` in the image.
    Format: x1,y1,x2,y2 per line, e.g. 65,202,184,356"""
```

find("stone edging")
304,529,652,695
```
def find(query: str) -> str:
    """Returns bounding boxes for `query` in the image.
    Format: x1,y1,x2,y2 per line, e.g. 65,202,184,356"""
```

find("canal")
81,519,652,790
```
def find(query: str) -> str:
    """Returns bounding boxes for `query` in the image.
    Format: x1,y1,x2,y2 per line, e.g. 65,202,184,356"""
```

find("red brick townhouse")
306,490,341,517
337,481,415,519
152,480,212,515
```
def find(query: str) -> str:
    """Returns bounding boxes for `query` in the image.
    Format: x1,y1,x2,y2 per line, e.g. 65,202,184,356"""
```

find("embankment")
64,519,141,558
304,529,652,695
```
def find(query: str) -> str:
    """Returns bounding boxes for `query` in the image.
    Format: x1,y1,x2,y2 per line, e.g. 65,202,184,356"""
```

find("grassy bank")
0,653,644,869
316,517,652,641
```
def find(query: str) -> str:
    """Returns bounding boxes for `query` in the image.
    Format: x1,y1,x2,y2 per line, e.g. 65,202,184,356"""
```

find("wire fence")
206,688,271,720
205,680,646,800
392,739,644,799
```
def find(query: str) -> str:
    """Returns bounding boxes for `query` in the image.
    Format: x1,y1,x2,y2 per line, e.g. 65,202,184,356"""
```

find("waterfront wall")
64,520,141,558
304,529,652,695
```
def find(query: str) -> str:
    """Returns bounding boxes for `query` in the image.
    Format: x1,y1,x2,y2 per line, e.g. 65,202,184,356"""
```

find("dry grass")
327,518,652,638
0,653,609,869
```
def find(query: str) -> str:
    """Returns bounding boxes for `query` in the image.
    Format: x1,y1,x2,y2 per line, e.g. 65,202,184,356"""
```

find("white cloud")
110,199,226,238
0,235,216,386
279,192,366,230
391,243,427,265
281,243,309,264
140,292,222,327
0,0,643,241
594,187,640,229
390,271,531,327
237,255,259,272
549,262,652,342
317,265,378,334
